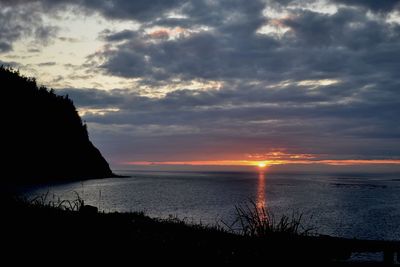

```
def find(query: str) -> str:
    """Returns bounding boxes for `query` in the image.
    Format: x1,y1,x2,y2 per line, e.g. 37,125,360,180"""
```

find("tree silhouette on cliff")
1,66,113,183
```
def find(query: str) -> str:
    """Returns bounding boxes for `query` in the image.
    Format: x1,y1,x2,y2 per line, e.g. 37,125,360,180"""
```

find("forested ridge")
1,66,113,184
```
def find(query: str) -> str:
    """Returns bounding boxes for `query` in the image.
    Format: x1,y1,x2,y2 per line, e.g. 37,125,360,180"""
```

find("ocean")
20,170,400,241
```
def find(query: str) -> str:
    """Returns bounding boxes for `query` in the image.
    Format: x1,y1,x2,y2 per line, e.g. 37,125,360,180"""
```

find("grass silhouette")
224,199,314,237
2,193,397,265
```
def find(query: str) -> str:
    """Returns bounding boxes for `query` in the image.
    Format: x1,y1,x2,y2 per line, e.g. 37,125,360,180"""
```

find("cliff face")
1,66,113,183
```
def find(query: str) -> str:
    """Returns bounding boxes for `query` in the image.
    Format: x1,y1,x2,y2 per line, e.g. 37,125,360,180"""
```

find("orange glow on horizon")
124,159,400,166
125,160,260,166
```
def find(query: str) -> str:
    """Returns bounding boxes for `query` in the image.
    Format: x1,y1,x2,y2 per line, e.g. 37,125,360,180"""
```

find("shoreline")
1,194,398,265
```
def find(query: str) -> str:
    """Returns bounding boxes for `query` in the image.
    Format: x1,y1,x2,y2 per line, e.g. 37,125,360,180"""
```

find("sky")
1,0,400,171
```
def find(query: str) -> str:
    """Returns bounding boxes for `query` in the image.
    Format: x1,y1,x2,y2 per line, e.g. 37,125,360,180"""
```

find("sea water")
21,170,400,240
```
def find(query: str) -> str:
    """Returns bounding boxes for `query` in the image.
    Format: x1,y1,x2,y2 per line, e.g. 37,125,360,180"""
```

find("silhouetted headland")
1,66,118,185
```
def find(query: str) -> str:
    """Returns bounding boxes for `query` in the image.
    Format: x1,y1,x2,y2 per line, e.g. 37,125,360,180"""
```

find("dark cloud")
99,30,137,42
37,61,56,66
92,6,400,87
58,1,400,162
81,0,186,21
180,0,266,33
0,41,12,53
59,74,400,161
3,0,400,163
58,37,80,42
27,48,41,53
0,1,59,52
270,0,400,13
331,0,400,13
282,8,400,49
0,59,19,67
58,88,129,108
0,0,186,22
97,33,281,81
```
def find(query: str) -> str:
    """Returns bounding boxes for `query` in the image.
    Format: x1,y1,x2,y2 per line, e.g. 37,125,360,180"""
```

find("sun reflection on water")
257,170,266,210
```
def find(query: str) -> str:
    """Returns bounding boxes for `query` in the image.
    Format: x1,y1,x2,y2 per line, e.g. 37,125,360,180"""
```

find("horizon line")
123,159,400,167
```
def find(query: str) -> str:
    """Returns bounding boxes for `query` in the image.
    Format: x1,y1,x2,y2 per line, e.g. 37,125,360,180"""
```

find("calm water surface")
21,170,400,240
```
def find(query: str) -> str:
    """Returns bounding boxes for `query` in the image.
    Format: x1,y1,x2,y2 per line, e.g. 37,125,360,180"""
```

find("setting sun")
257,162,267,168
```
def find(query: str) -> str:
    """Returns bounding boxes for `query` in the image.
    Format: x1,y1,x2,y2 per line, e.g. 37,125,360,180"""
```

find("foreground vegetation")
2,194,398,266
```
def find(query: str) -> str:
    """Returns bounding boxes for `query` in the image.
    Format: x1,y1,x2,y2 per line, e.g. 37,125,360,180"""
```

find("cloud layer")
0,1,58,53
2,0,400,166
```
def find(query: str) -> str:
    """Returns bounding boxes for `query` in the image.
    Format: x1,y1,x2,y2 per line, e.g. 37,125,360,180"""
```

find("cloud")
269,0,400,13
53,1,400,162
89,6,400,92
3,0,400,164
0,59,20,67
58,37,80,42
281,8,400,49
331,0,400,13
99,29,137,42
27,48,41,53
0,41,12,53
37,61,57,67
0,0,187,22
59,74,400,162
0,1,59,53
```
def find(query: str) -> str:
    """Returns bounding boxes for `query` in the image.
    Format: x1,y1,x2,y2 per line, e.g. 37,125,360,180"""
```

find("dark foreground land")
1,195,398,266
